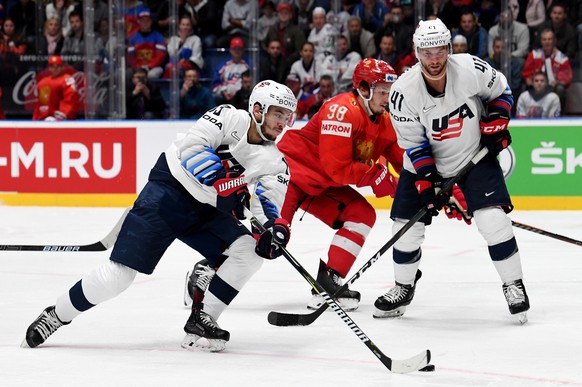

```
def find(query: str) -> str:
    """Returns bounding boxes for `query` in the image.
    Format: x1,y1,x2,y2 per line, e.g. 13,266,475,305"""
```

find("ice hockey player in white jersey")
23,80,298,352
376,18,530,324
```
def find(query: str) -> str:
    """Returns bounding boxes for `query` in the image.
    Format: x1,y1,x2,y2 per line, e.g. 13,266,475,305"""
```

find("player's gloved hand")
480,114,511,155
255,218,291,259
416,173,449,217
444,184,472,225
213,173,250,220
357,163,398,198
54,111,67,120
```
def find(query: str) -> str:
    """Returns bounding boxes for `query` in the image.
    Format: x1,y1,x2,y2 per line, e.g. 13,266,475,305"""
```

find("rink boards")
0,119,580,210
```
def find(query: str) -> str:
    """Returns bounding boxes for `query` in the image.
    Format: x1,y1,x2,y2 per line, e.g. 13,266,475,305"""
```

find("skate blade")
515,311,528,325
307,295,359,312
181,333,226,352
372,305,407,319
20,339,31,348
183,271,193,308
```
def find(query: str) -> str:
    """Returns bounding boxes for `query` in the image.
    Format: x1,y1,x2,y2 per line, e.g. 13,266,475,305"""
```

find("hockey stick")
511,221,582,247
245,208,431,374
269,147,490,327
0,207,130,252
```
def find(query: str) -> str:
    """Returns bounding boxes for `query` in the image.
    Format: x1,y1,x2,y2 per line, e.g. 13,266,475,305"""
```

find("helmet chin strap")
252,109,271,142
361,87,375,116
420,61,448,81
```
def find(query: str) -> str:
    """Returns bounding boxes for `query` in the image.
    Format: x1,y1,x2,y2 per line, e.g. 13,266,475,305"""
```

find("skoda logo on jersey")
498,146,516,179
431,103,474,141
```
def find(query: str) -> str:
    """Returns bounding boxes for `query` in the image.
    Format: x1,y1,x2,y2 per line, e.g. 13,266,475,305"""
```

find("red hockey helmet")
352,58,397,91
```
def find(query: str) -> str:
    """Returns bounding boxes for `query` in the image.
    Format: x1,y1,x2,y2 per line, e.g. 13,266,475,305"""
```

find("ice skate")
307,260,361,312
502,279,530,325
22,305,70,348
182,305,230,352
373,270,422,318
183,259,216,307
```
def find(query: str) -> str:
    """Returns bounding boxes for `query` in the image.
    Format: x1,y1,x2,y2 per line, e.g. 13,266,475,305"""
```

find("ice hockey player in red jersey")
32,55,80,120
277,58,403,311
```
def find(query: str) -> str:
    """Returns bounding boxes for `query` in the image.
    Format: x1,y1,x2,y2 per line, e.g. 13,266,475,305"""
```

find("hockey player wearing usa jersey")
23,80,297,352
376,19,530,324
278,58,404,311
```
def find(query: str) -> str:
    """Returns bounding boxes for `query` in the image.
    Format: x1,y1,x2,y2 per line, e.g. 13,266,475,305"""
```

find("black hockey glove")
416,173,450,218
480,114,511,156
213,173,250,220
255,218,291,259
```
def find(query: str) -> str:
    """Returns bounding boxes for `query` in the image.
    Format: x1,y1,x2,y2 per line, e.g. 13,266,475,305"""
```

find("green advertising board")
500,120,582,209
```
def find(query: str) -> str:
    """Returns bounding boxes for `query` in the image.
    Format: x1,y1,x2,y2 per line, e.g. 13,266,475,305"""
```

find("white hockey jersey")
165,104,288,223
388,54,510,178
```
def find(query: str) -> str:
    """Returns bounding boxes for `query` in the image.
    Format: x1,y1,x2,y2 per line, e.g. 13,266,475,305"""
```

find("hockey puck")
419,364,435,372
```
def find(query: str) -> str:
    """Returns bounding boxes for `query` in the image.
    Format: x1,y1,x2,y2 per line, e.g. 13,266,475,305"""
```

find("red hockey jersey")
278,92,403,196
33,73,80,120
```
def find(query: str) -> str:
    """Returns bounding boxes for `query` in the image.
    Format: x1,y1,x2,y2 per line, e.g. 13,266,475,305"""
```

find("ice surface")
1,207,581,386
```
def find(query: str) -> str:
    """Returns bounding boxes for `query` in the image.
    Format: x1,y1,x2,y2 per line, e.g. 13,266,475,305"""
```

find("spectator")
37,17,64,56
485,37,524,96
33,55,80,121
320,35,361,93
522,28,572,111
190,0,223,49
285,72,302,102
573,1,582,53
289,42,318,91
454,10,488,58
452,34,469,54
294,0,317,38
90,0,109,32
125,0,149,39
211,37,250,105
488,9,530,59
231,70,252,110
127,9,168,80
217,0,251,48
260,38,286,84
258,1,278,42
145,0,171,36
8,0,36,42
308,6,337,57
534,2,577,60
180,67,215,119
376,35,399,73
352,0,389,32
524,0,546,47
344,15,376,58
164,15,204,78
61,10,85,70
375,6,415,58
264,3,306,67
475,0,498,30
298,74,335,119
45,0,77,37
126,67,167,119
0,18,27,56
516,70,561,118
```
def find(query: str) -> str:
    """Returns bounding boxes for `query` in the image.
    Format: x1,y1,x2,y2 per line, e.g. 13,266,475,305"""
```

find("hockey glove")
357,163,398,198
480,114,511,156
444,184,472,225
213,173,250,220
416,173,450,217
255,218,291,259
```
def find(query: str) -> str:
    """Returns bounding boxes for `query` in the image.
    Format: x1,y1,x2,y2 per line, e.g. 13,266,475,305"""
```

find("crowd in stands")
0,0,580,119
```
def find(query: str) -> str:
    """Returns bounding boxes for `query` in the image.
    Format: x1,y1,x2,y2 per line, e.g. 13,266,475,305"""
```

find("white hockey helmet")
249,80,297,141
413,18,452,57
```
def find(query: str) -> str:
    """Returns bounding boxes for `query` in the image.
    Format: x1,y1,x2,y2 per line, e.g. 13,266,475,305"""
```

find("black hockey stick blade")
268,147,490,327
0,208,129,252
512,221,582,247
247,209,431,373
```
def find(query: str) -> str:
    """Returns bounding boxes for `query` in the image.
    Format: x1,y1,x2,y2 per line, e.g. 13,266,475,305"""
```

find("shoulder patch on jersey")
321,120,352,137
